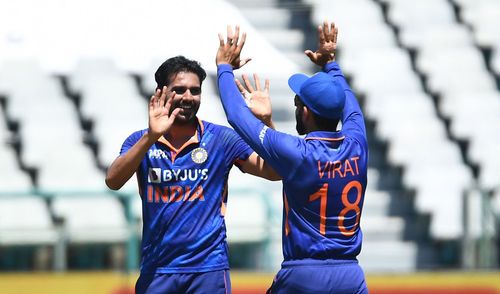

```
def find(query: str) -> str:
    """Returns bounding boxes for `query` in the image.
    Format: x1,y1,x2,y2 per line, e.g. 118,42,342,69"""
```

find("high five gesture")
148,86,180,139
216,25,251,69
305,21,338,67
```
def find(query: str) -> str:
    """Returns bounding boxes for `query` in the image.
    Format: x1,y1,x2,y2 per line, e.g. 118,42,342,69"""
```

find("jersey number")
308,181,362,236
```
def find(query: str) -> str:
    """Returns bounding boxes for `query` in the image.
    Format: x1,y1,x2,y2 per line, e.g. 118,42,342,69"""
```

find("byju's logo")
147,168,209,183
148,168,161,183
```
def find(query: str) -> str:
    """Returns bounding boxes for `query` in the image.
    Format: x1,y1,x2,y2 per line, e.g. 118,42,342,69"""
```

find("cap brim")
288,73,309,96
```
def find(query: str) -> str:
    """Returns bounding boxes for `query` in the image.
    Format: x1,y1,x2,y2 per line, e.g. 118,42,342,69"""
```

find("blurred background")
0,0,499,293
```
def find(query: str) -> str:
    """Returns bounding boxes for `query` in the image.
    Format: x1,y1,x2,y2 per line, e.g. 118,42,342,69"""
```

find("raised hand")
216,25,251,69
148,86,181,139
305,21,338,67
235,74,274,128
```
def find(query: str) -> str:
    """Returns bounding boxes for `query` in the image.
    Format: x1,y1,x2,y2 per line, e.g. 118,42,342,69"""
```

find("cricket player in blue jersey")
105,56,279,294
216,22,369,293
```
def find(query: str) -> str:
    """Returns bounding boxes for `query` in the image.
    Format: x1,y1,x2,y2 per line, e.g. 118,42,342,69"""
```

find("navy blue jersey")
217,62,368,262
120,120,253,273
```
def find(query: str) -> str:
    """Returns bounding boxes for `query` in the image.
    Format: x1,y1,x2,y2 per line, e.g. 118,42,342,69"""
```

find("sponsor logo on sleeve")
259,126,268,144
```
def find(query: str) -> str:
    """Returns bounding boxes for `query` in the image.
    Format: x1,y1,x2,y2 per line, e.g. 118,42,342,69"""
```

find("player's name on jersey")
146,185,205,203
148,168,209,183
317,156,361,179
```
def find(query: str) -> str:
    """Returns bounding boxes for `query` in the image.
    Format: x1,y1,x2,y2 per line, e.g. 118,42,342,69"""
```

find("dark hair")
297,96,339,132
155,55,207,89
311,113,340,132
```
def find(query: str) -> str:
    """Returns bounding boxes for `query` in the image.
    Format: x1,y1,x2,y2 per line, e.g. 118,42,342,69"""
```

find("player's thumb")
304,50,316,62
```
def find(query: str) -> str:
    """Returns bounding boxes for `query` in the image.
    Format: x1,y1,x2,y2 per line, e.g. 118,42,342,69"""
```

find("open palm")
236,74,273,127
305,21,338,66
148,87,180,138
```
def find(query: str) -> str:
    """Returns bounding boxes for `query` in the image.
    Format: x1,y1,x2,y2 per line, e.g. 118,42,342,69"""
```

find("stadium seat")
0,147,32,192
358,241,417,273
493,188,500,218
386,0,456,29
51,193,129,244
464,2,500,47
468,133,500,191
66,57,125,94
399,24,474,51
225,191,269,243
35,144,107,193
404,166,473,239
362,189,389,216
0,195,58,246
346,48,421,96
416,47,487,78
489,44,500,76
428,70,497,97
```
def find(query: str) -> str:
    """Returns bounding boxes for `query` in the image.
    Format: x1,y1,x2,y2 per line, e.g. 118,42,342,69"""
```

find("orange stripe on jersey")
220,181,228,216
305,136,345,142
284,192,290,236
157,119,205,163
197,117,205,135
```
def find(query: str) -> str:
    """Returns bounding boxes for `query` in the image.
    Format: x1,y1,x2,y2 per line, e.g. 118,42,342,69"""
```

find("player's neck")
164,120,197,149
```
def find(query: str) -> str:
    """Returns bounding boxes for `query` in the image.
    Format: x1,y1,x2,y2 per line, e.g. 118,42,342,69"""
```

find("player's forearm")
105,132,157,190
324,61,366,134
217,65,268,152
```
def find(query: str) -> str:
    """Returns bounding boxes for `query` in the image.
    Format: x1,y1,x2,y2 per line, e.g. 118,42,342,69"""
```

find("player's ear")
302,106,312,122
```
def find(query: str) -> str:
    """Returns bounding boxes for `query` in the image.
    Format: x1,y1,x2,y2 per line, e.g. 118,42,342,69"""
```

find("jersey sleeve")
218,127,253,169
119,130,146,156
323,62,367,137
217,64,304,179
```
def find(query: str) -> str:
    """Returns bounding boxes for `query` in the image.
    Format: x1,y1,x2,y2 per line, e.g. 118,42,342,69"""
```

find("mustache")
169,101,198,116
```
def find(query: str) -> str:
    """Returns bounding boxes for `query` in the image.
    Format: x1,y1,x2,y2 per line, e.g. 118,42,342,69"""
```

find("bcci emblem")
191,147,208,164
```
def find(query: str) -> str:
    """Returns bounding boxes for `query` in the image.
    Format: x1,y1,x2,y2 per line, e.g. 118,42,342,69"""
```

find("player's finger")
323,21,331,42
318,25,325,44
235,32,246,56
240,32,247,48
333,26,338,44
305,50,317,62
264,78,270,94
235,79,247,94
165,90,176,115
239,58,251,68
233,25,240,46
159,86,168,107
154,88,162,107
149,95,156,112
218,33,225,47
242,74,255,92
226,25,233,45
254,73,261,91
167,108,181,124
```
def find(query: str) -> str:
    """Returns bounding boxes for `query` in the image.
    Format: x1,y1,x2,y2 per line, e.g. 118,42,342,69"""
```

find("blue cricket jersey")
120,119,253,273
217,62,368,263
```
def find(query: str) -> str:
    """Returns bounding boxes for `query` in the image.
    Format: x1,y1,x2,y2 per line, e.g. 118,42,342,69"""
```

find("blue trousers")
267,260,368,294
135,269,231,294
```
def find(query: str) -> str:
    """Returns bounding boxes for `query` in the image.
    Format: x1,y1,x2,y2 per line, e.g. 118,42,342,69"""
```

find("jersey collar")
305,130,345,142
157,117,205,153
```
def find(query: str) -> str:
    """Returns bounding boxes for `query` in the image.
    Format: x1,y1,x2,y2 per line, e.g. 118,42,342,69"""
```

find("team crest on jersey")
191,147,208,164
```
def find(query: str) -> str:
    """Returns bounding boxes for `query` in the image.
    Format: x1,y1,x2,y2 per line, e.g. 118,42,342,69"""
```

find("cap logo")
191,147,208,164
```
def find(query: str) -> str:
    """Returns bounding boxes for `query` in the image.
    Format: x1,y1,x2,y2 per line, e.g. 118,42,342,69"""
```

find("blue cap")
288,72,346,120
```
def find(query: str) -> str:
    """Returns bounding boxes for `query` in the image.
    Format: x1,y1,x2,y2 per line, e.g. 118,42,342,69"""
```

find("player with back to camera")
216,21,369,293
105,55,280,294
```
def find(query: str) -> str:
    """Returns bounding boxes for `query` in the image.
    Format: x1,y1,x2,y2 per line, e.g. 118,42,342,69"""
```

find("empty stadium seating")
0,0,498,272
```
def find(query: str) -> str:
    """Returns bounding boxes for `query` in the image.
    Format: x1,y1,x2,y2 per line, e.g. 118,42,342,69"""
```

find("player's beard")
295,107,306,135
171,101,199,125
